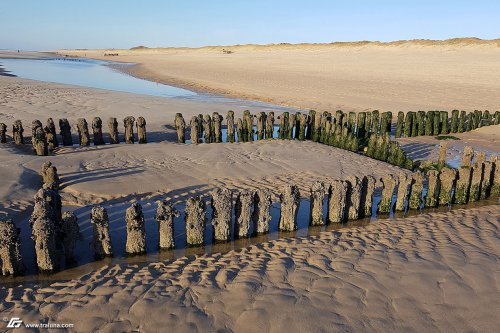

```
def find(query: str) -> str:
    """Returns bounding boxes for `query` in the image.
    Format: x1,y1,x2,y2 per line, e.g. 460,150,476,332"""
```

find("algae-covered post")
125,203,146,255
175,113,186,143
378,174,398,214
108,117,119,144
310,181,327,226
226,110,235,143
136,116,147,144
450,110,459,133
203,114,213,143
243,110,254,142
394,173,412,212
458,111,466,133
236,118,244,142
210,188,233,242
461,146,474,168
480,161,493,199
279,184,300,231
346,176,362,220
265,112,274,139
360,175,376,217
256,112,266,140
13,120,24,145
253,189,272,234
76,118,90,146
408,171,424,210
235,190,254,238
297,113,307,141
0,219,24,276
185,197,206,246
437,141,447,171
123,116,135,144
425,170,440,207
155,200,180,249
190,116,200,144
491,156,500,196
454,167,472,204
425,111,434,136
92,117,105,146
288,112,295,140
305,110,316,140
417,111,426,136
395,112,404,138
213,112,222,143
438,167,457,205
327,180,347,223
90,206,113,259
440,111,449,134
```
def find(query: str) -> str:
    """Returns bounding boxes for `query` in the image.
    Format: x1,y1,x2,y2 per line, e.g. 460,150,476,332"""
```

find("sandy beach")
57,39,500,113
0,41,499,332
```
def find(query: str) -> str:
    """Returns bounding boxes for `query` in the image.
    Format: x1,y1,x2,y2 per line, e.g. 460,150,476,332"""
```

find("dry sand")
1,42,499,332
1,205,498,332
57,39,500,113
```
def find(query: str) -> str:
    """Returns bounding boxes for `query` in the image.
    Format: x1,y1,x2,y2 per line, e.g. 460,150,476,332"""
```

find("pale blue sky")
1,0,499,50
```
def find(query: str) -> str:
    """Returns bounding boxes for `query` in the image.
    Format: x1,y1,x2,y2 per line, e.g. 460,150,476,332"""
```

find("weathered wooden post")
92,117,105,145
190,116,200,144
203,114,212,143
469,159,484,202
265,112,274,139
461,146,474,168
108,117,119,144
297,112,307,140
45,118,58,149
226,110,235,143
197,114,204,139
33,126,48,156
356,112,366,138
61,211,80,263
439,111,449,134
313,111,322,142
213,112,222,143
395,112,404,138
31,120,43,152
425,170,440,207
210,188,232,242
437,141,447,170
0,123,6,143
347,112,356,133
310,181,327,226
13,120,25,144
155,200,180,249
494,111,500,125
39,161,57,186
454,167,472,204
377,174,398,214
0,219,24,276
425,111,434,136
465,112,473,131
433,111,441,135
76,118,90,146
438,167,457,205
306,110,316,140
322,120,331,144
371,110,380,135
136,117,147,144
279,184,300,231
364,111,372,138
394,173,412,211
236,118,244,142
480,161,494,199
235,190,254,238
185,197,206,246
327,180,347,223
288,113,295,140
175,113,186,143
346,176,362,220
408,171,424,209
360,175,376,217
450,110,459,133
491,156,500,196
256,112,266,140
403,112,413,137
417,111,426,136
31,203,58,272
90,206,113,259
380,112,391,134
125,203,146,255
253,189,272,234
123,116,135,144
244,110,254,141
58,119,72,146
278,112,288,139
458,111,466,133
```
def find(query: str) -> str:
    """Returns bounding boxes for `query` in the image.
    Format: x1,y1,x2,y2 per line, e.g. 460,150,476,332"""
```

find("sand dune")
1,205,498,332
57,38,500,113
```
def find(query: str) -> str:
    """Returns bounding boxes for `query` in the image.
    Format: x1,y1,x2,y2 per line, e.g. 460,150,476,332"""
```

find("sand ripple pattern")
1,205,498,332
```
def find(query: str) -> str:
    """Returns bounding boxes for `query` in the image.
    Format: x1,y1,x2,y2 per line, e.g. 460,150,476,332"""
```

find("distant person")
17,50,19,53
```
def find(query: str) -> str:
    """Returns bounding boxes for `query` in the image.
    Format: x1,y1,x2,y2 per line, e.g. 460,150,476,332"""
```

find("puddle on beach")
1,191,497,287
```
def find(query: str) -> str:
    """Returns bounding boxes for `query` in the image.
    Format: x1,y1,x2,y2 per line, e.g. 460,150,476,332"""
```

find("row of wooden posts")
395,110,500,138
0,116,148,155
1,148,498,276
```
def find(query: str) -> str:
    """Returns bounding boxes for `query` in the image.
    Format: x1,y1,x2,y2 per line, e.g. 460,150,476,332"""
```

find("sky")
0,0,499,50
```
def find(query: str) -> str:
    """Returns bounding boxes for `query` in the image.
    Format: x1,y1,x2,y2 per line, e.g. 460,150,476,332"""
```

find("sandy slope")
57,39,500,112
1,205,498,332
